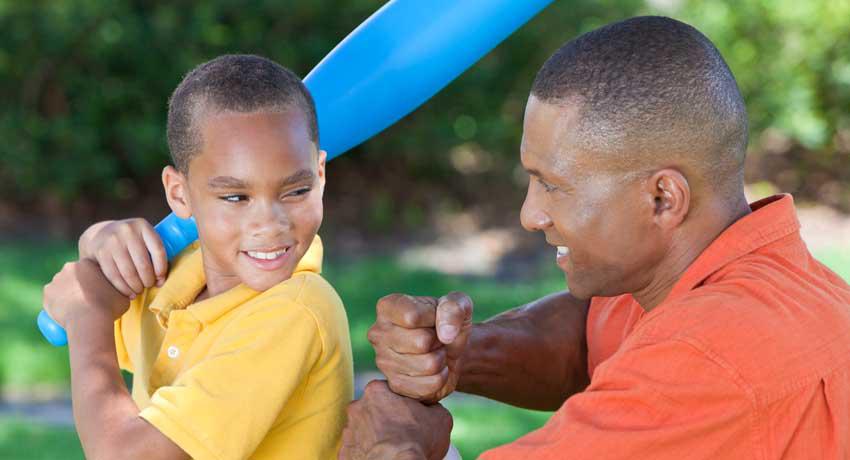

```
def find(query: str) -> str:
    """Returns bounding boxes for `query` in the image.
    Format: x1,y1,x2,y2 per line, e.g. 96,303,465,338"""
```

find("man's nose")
520,190,552,232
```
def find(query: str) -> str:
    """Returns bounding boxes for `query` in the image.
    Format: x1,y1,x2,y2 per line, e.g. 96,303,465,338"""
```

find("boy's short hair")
531,16,748,195
167,54,319,173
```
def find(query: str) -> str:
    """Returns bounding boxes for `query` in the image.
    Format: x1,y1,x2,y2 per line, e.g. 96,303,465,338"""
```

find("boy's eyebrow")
279,169,315,187
207,170,315,189
208,176,248,189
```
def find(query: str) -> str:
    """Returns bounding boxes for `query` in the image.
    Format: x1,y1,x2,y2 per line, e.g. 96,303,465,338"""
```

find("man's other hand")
339,380,453,460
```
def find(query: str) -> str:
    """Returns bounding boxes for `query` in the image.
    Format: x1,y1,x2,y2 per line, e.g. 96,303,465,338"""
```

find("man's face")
519,96,664,300
184,109,325,293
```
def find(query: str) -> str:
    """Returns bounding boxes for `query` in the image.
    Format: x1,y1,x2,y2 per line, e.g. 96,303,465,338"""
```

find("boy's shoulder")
256,271,346,327
238,271,349,350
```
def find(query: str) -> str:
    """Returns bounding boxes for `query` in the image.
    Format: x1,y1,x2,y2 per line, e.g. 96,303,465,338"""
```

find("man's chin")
564,276,596,300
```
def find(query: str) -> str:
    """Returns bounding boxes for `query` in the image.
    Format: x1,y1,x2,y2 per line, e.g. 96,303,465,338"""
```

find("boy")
43,54,353,460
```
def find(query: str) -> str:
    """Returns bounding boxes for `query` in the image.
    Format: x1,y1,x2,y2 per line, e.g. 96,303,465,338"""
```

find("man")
339,16,850,460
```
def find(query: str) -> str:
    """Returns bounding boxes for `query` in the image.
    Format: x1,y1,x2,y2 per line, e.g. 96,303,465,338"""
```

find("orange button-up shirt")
482,195,850,459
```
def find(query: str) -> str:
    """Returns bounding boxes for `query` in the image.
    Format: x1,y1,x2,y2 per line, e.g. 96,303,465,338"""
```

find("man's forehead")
521,96,590,176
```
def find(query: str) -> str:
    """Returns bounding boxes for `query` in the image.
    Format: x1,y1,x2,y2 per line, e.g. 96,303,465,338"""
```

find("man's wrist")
369,441,427,460
455,321,489,394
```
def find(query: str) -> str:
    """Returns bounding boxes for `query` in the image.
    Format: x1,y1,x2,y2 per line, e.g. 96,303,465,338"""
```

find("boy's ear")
316,149,327,194
162,166,193,219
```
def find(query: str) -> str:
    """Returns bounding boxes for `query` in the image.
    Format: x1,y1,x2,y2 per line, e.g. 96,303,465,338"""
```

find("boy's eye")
221,194,248,203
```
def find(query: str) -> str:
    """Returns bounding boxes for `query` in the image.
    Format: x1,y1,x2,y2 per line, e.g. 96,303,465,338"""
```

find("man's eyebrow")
208,176,248,189
279,169,315,187
525,168,543,178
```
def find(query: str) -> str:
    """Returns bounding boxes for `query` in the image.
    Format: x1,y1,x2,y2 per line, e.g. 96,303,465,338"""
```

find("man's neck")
633,196,751,311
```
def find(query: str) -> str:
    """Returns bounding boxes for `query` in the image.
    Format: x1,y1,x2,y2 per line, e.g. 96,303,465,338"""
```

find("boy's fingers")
126,236,156,288
139,222,168,285
112,248,144,295
435,292,473,344
99,256,135,299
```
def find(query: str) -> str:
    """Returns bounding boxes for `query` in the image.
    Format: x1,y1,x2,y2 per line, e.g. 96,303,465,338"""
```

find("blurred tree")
1,0,848,225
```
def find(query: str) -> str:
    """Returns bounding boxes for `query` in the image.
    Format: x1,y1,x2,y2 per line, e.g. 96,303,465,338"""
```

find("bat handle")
38,213,198,347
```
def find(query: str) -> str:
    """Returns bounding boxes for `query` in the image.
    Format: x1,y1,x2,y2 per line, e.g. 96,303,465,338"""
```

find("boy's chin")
240,269,295,292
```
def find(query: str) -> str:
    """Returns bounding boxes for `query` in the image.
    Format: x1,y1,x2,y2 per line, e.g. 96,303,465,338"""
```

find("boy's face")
165,109,325,294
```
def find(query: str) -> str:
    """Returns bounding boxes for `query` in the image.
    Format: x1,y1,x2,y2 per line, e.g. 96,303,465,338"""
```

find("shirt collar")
665,194,800,303
148,235,324,328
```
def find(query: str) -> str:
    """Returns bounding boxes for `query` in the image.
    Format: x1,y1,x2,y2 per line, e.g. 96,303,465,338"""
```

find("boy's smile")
164,109,325,297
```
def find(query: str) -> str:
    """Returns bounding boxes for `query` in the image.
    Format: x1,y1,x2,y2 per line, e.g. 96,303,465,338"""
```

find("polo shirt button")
167,346,180,359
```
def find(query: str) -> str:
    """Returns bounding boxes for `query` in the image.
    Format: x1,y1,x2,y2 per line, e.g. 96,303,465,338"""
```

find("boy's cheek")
295,196,324,233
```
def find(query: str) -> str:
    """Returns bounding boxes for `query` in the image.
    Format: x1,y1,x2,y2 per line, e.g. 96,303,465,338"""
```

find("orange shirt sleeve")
480,337,757,460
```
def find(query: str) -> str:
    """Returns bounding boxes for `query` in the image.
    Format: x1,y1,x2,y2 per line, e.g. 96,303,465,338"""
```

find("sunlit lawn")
1,238,847,459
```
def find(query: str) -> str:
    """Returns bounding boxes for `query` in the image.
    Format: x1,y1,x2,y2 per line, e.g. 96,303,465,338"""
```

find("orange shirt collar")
665,194,800,303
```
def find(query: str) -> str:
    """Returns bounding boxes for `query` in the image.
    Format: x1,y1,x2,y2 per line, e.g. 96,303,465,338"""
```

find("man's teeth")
247,248,288,260
557,246,569,257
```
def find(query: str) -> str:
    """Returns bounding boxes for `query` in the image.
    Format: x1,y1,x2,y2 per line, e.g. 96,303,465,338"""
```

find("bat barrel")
305,0,554,159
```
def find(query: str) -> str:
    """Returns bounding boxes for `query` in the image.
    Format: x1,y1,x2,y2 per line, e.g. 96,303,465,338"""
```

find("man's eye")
286,187,311,198
536,178,557,193
221,195,247,203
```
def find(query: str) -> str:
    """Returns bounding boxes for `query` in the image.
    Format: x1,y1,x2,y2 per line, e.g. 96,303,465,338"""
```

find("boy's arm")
43,259,187,460
66,310,189,460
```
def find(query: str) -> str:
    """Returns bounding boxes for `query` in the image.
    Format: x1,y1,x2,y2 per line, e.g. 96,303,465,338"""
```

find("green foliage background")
3,0,849,212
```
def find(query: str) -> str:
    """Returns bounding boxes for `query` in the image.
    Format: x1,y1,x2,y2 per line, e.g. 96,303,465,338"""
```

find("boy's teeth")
557,246,569,257
247,248,287,260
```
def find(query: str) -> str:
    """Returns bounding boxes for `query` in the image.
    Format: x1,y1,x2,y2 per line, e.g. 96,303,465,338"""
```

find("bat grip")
37,213,197,346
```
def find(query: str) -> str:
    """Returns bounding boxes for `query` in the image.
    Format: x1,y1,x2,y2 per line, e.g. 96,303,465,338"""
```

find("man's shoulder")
638,267,850,394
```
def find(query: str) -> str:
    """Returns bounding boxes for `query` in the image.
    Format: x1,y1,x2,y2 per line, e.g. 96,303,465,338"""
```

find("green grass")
0,419,83,460
0,239,565,389
446,397,552,459
1,238,847,459
0,238,563,459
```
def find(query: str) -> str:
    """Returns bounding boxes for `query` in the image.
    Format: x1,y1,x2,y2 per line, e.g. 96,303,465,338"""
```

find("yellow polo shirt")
113,236,353,460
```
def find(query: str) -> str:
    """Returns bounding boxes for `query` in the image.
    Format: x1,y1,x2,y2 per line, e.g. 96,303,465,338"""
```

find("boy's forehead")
190,110,317,177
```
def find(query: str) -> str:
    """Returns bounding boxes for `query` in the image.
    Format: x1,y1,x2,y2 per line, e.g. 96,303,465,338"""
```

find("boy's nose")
248,202,291,237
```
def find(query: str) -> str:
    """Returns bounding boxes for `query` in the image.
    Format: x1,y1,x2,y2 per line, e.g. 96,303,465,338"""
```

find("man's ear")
647,168,690,230
316,149,327,195
162,166,193,219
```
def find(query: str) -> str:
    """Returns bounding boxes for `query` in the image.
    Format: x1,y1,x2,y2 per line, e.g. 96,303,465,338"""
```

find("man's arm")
457,291,590,410
368,290,590,411
66,310,188,460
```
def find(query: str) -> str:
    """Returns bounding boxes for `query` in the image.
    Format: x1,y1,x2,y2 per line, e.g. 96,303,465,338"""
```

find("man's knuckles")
376,293,438,328
388,370,449,400
416,350,446,375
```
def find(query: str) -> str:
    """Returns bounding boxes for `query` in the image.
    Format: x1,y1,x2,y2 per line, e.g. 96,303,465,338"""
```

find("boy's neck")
196,267,243,302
